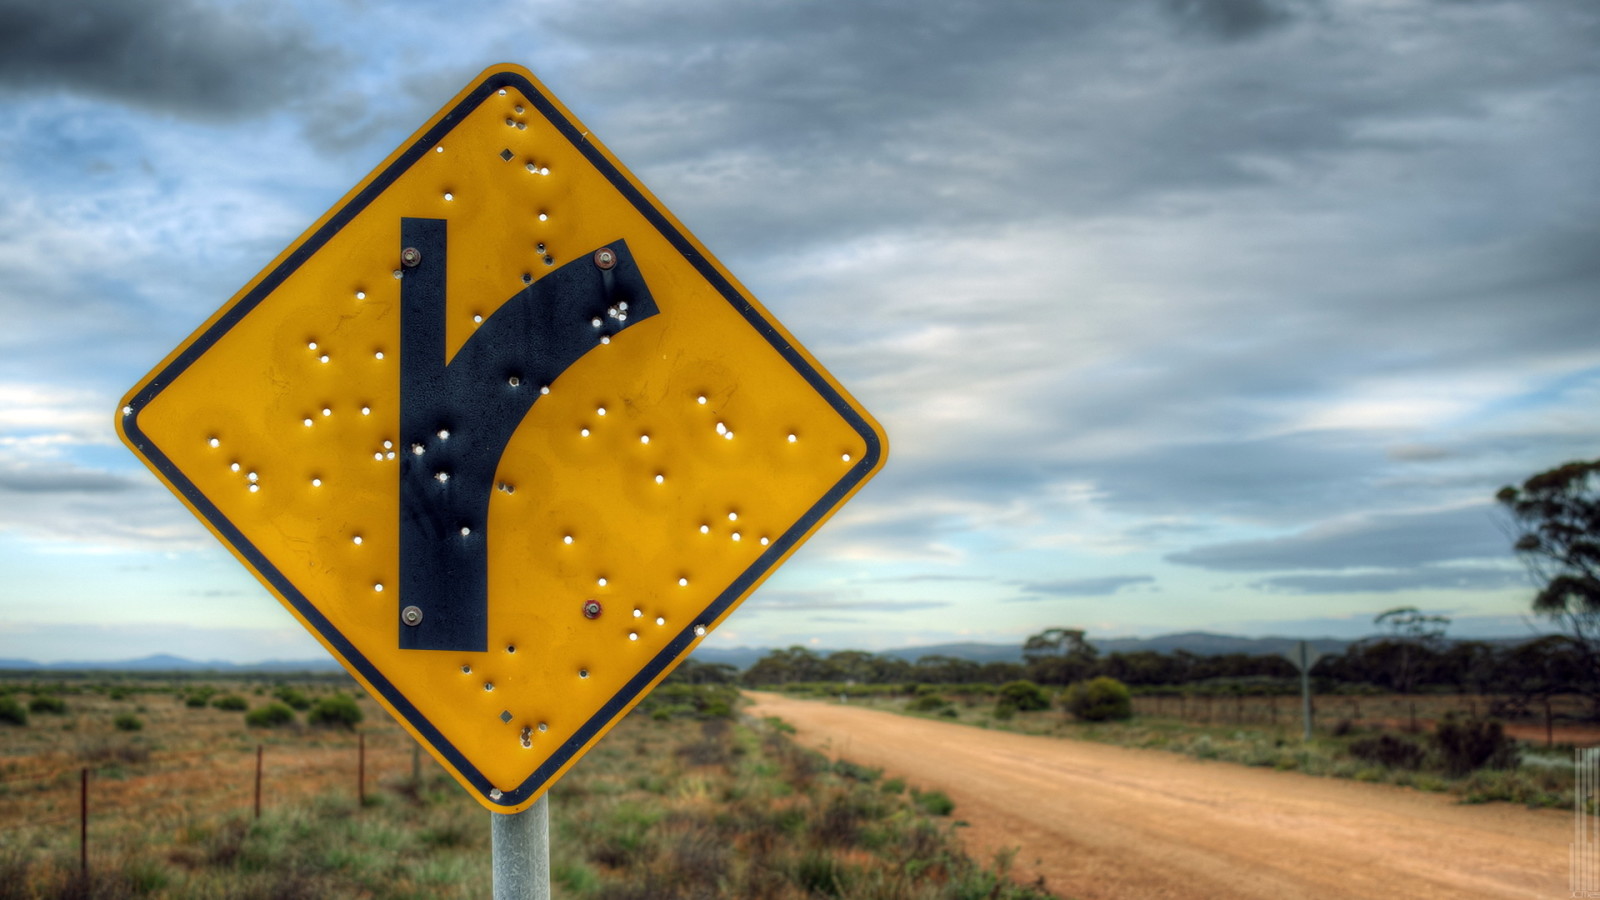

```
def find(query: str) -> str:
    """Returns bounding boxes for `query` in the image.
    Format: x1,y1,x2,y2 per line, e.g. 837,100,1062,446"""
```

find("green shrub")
1432,714,1519,776
907,694,948,713
113,714,143,732
997,680,1051,712
28,695,67,715
1348,733,1426,770
911,788,955,816
0,696,26,726
211,694,249,711
273,687,313,711
245,702,296,728
993,702,1017,721
1062,677,1133,722
308,694,364,729
184,693,210,709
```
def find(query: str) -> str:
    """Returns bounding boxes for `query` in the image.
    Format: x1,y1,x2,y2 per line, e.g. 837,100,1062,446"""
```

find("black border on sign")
120,69,883,809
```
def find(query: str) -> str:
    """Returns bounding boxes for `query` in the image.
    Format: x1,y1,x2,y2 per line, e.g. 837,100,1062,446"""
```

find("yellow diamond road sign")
115,64,887,813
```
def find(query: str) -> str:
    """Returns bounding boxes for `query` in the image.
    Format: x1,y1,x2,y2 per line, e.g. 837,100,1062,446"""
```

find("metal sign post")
492,796,549,900
1282,641,1321,740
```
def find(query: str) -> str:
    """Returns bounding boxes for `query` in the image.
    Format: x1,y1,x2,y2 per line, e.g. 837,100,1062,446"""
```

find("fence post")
254,745,263,819
358,733,366,806
79,767,88,877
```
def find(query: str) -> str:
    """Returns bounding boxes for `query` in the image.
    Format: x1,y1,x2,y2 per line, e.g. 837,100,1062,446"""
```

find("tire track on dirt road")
744,692,1570,900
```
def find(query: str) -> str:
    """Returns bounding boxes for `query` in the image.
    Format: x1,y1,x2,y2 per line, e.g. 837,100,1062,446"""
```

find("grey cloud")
1016,576,1157,597
0,458,211,550
1167,504,1509,572
541,0,1600,270
1162,0,1298,39
872,574,995,584
0,0,333,118
1387,445,1455,462
745,589,948,613
1087,432,1380,524
1251,566,1527,594
0,467,136,493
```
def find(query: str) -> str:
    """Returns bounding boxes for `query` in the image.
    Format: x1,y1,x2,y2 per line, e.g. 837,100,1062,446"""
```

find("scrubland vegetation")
771,679,1584,810
0,673,1053,899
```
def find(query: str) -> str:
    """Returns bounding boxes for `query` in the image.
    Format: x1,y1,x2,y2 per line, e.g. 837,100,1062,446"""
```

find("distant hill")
0,654,342,673
0,630,1534,673
877,642,1026,664
1092,632,1354,658
691,632,1359,671
687,646,774,670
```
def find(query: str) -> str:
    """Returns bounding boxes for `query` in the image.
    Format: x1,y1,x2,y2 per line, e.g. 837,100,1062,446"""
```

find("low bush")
997,680,1051,712
1062,677,1133,722
245,702,296,728
211,694,249,711
637,683,739,721
28,695,67,715
1348,733,1426,770
0,696,26,726
308,694,363,729
113,714,143,732
911,788,955,816
907,694,949,713
1432,714,1519,777
273,686,313,711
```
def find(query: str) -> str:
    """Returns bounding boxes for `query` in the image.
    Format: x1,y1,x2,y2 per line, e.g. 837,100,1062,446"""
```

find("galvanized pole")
492,794,550,900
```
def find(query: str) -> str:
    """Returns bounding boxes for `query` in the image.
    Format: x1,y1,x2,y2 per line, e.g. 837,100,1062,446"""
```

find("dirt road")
745,692,1572,899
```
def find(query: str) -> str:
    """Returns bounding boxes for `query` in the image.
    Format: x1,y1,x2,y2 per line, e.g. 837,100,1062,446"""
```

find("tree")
1022,628,1098,686
1494,635,1583,720
1371,606,1450,695
742,646,828,686
910,655,981,685
666,660,740,685
1498,460,1600,703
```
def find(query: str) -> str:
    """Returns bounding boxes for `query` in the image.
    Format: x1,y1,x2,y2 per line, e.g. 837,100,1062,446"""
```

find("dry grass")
0,678,1057,899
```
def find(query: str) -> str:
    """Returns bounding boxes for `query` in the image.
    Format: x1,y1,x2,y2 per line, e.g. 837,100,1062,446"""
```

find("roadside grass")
0,678,1057,899
789,688,1581,811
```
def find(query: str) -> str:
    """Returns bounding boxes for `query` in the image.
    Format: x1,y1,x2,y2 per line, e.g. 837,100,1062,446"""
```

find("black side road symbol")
397,217,659,651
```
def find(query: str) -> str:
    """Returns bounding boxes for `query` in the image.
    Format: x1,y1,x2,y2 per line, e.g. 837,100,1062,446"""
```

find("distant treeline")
704,630,1593,712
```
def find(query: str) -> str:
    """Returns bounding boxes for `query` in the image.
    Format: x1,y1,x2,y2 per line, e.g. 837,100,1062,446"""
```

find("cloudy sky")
1,0,1595,662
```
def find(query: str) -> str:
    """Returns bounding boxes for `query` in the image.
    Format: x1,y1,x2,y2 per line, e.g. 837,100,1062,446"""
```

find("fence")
1128,692,1598,745
0,727,425,879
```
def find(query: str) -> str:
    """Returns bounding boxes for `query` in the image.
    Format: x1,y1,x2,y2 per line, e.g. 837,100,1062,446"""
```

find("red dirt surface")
746,692,1572,900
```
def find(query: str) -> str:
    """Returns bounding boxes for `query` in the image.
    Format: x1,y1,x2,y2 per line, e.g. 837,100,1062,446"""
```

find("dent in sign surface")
115,64,886,813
